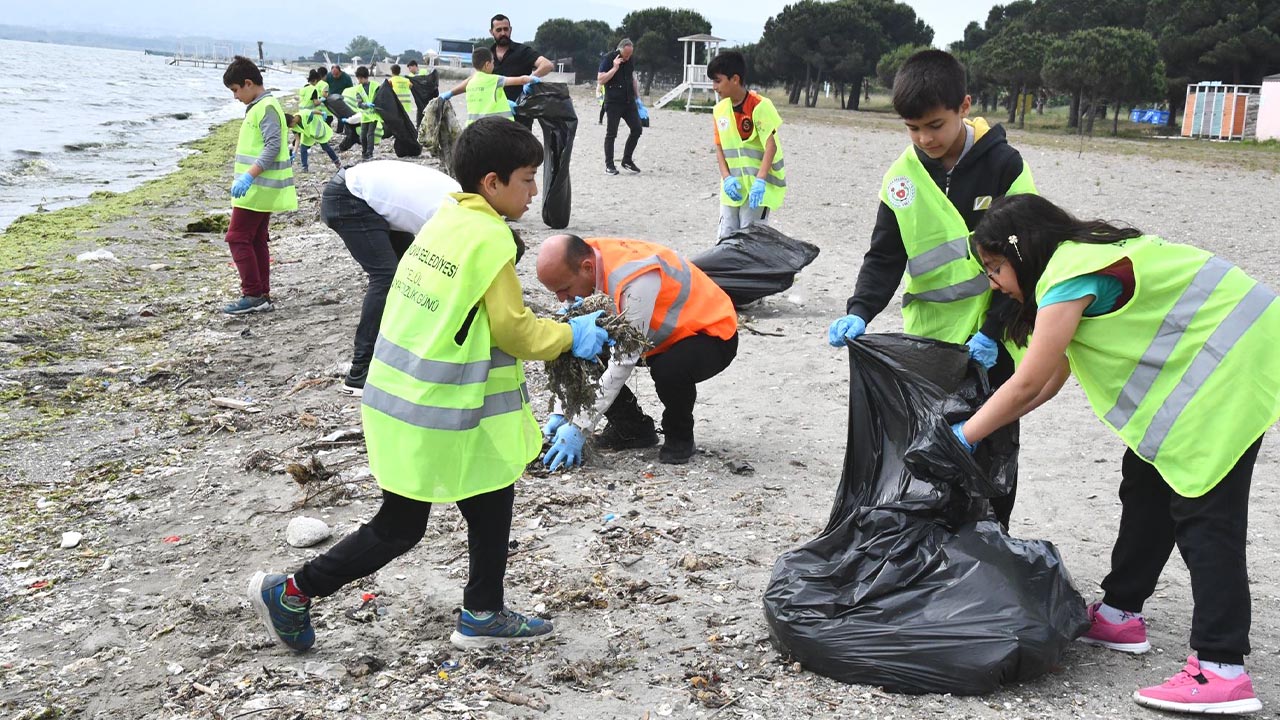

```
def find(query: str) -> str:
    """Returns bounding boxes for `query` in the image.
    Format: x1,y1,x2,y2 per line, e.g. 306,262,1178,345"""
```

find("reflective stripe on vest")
714,95,787,207
905,236,970,277
373,332,516,385
902,273,990,307
363,381,530,431
232,94,297,213
466,73,513,124
606,254,693,348
1037,236,1280,496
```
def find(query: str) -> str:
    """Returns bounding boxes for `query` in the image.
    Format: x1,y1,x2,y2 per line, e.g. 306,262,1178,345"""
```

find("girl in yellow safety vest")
956,193,1277,715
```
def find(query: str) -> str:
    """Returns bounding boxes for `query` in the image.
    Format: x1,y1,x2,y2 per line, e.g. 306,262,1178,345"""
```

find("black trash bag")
409,71,439,128
690,224,820,307
515,83,576,229
373,81,422,158
763,334,1089,696
324,95,360,152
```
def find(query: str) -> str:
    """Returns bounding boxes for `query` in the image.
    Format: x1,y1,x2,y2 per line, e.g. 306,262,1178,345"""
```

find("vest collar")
451,192,503,220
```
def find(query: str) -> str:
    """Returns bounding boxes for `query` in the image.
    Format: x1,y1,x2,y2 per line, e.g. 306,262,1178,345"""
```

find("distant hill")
0,24,314,61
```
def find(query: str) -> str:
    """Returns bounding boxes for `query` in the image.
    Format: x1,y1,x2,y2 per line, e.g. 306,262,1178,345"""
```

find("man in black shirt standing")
598,39,643,175
489,13,553,130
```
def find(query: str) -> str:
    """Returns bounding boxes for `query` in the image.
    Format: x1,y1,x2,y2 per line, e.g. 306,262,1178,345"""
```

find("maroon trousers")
225,207,272,297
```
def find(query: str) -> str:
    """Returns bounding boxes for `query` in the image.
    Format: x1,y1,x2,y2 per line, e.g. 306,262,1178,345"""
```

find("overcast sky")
10,1,998,51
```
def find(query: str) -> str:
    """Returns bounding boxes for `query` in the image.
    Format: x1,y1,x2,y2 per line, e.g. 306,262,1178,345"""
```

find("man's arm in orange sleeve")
484,262,573,361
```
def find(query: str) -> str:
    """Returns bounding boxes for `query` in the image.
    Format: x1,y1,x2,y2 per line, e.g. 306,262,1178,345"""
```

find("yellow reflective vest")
466,71,513,125
881,142,1035,345
1038,236,1280,496
362,194,541,502
714,93,786,209
232,94,297,213
388,75,414,118
290,108,333,147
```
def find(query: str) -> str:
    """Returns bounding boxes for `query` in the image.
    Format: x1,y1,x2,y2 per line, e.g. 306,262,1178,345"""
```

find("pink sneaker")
1133,656,1262,714
1079,602,1151,654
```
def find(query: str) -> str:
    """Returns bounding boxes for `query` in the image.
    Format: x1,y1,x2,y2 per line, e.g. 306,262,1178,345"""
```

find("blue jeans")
320,170,415,366
300,142,340,170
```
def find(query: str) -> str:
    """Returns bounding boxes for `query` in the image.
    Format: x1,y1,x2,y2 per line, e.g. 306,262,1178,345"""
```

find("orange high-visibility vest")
587,238,737,356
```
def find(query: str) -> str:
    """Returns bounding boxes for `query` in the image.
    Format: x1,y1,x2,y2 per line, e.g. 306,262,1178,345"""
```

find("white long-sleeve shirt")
345,161,461,233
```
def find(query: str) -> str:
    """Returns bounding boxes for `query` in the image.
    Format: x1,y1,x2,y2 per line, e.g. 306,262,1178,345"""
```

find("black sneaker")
621,160,641,174
596,415,659,450
604,165,619,176
343,363,368,396
659,436,696,464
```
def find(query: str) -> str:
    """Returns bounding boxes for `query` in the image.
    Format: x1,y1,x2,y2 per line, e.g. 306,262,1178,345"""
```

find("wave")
14,149,43,157
64,141,108,152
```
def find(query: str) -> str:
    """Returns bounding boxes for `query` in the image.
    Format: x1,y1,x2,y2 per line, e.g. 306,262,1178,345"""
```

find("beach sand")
1,89,1278,719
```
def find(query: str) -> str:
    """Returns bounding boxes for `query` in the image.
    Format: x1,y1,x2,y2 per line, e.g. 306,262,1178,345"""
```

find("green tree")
311,49,332,63
345,35,389,63
1043,26,1166,135
534,18,614,82
617,7,713,95
876,43,932,90
973,22,1049,126
398,49,424,63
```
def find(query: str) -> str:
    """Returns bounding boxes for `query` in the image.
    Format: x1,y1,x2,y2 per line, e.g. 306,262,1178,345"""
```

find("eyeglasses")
983,258,1007,281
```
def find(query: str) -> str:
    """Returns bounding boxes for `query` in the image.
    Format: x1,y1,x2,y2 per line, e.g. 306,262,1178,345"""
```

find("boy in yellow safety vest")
707,51,786,240
285,111,340,172
826,50,1037,529
247,118,612,653
439,47,539,126
220,56,297,315
386,63,415,121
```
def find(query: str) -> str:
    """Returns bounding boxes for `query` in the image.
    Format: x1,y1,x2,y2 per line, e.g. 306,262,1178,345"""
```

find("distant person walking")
598,39,642,176
488,13,552,130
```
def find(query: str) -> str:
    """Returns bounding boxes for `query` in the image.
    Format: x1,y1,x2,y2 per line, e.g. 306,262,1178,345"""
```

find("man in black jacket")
598,39,642,175
489,13,552,130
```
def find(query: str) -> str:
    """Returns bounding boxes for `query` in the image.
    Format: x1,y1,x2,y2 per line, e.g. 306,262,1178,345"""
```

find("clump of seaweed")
544,294,651,421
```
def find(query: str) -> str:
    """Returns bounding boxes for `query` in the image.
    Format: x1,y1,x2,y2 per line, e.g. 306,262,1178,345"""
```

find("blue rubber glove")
967,331,998,369
543,413,567,439
522,76,542,95
827,314,867,347
635,98,649,121
556,296,587,315
439,91,453,101
508,100,518,112
230,172,253,198
543,424,586,471
951,422,977,453
748,177,767,208
567,310,609,360
722,176,743,202
359,102,372,109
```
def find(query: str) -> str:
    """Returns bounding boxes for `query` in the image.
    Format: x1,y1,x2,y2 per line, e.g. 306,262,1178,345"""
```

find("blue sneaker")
222,295,273,315
449,607,554,650
247,571,314,652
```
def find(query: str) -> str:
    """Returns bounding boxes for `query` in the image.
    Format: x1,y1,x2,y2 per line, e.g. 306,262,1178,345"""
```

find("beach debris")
285,456,333,486
484,685,550,712
59,531,83,549
543,294,650,421
209,397,259,412
75,249,117,263
725,459,754,475
420,97,462,167
184,214,230,233
285,516,332,548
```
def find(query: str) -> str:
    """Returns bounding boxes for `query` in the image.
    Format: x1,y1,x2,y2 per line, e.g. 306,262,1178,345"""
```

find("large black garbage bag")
324,95,359,152
373,82,422,157
690,224,820,307
409,71,439,128
763,334,1089,695
515,83,576,229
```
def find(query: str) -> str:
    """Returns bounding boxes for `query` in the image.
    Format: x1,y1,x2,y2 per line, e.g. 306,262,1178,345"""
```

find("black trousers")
294,485,516,612
359,122,376,159
986,342,1018,528
604,101,642,166
320,171,416,367
611,333,738,441
1099,439,1258,665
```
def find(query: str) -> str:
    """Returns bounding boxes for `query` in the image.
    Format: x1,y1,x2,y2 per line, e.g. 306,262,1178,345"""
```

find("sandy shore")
1,88,1278,719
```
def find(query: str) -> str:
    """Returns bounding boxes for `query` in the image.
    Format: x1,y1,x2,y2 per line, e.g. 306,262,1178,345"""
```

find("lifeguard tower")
653,33,724,111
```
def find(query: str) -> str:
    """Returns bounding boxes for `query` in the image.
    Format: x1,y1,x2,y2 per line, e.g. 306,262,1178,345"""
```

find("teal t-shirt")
1040,274,1124,316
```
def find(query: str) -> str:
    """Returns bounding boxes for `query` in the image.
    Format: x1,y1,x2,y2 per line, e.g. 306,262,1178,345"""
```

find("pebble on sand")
286,516,332,548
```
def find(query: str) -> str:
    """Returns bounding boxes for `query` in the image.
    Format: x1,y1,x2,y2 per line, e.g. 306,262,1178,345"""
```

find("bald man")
536,234,738,465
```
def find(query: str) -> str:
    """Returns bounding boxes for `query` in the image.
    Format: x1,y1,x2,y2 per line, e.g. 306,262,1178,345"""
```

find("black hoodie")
846,120,1030,341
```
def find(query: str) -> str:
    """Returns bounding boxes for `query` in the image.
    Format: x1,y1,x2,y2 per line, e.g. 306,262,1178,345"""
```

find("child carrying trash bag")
955,193,1279,715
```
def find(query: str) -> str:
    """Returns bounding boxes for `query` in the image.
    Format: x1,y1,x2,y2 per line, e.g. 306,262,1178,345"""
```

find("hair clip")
1007,234,1024,261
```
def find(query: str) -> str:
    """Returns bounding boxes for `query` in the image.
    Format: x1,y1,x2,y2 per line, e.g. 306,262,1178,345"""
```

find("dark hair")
407,59,419,67
222,56,263,88
317,65,328,76
284,112,298,126
892,50,966,119
452,117,544,193
472,47,493,69
490,14,510,28
973,194,1143,346
561,234,592,268
305,68,318,82
355,66,370,79
390,64,401,75
707,51,747,84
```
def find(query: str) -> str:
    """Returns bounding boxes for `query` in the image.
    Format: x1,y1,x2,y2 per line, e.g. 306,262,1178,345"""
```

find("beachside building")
427,39,475,69
1258,74,1280,142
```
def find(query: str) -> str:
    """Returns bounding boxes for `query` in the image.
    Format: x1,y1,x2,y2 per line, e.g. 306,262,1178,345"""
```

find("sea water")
0,38,305,230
